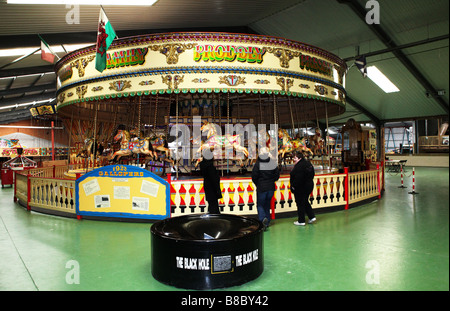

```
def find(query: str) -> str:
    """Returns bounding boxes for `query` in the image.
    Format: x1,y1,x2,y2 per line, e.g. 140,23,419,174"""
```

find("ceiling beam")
0,65,54,78
0,108,32,124
337,0,449,114
343,34,449,62
345,95,381,125
0,82,56,97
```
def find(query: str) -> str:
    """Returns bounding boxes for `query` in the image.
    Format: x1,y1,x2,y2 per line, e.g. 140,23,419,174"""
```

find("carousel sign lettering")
194,45,265,64
106,47,148,69
299,53,333,77
58,65,73,83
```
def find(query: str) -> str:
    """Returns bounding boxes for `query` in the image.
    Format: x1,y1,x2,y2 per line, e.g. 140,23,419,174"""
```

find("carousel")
6,31,359,222
55,32,346,176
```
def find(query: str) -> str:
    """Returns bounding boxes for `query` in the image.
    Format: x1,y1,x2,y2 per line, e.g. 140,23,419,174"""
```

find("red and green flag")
39,35,58,64
95,7,116,73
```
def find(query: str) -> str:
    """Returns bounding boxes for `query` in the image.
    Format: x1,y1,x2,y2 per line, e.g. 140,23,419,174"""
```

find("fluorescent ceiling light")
367,66,400,93
0,98,55,111
7,0,157,5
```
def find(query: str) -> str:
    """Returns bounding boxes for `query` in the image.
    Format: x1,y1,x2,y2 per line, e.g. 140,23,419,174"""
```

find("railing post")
376,164,381,199
13,171,17,202
167,173,172,218
344,167,349,210
26,172,31,211
270,195,275,220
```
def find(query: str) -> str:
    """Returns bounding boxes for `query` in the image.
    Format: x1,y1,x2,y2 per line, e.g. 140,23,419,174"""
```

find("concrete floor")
0,167,448,291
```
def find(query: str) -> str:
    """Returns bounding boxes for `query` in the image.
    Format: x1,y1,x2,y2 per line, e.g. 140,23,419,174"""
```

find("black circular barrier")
151,214,264,290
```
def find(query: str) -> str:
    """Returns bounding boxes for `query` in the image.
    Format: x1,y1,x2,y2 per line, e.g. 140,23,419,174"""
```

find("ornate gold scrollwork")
57,93,65,103
192,78,210,83
71,55,95,77
109,80,132,92
314,84,328,96
276,77,294,92
218,75,246,87
254,79,270,85
139,80,155,86
162,75,184,90
265,47,301,68
76,85,88,99
150,43,197,65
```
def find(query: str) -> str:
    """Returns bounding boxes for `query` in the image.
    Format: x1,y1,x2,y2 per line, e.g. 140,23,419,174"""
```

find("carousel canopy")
54,32,347,128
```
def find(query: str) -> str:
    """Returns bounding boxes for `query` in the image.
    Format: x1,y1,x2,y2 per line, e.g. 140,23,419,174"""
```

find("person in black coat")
290,151,316,226
199,156,222,214
252,148,280,229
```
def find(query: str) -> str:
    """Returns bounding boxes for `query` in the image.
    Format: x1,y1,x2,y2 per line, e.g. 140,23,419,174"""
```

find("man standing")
199,155,222,214
290,151,316,226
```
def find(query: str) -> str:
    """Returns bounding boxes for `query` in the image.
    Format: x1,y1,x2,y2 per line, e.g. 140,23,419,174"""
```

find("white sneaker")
308,217,317,224
294,221,306,226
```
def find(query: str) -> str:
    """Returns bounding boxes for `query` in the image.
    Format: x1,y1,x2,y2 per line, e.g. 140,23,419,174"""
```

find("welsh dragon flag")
95,7,116,73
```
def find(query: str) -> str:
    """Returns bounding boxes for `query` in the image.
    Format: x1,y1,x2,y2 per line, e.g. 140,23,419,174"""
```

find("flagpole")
0,48,40,70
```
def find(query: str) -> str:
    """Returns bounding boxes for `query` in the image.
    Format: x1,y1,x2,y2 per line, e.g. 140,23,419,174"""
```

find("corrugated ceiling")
0,0,448,125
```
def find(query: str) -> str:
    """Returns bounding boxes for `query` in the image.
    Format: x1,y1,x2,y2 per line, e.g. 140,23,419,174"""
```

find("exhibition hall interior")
0,0,448,292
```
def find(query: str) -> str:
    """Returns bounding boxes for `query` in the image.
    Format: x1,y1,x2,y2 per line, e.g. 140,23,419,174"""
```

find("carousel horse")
130,127,173,164
277,128,313,159
309,128,325,156
195,121,249,167
109,128,156,163
149,134,173,163
76,138,99,162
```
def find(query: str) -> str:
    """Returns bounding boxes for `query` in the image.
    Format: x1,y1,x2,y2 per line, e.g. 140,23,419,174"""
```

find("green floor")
1,167,448,291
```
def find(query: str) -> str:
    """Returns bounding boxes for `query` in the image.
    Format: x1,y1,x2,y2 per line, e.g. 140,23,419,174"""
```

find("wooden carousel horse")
309,128,325,156
195,121,249,167
109,128,156,163
130,127,173,164
129,128,159,160
277,128,313,159
77,138,99,162
149,133,173,163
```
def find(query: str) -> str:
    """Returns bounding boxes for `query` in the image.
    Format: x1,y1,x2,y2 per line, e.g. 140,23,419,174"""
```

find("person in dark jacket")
252,148,280,230
290,151,316,226
199,156,222,214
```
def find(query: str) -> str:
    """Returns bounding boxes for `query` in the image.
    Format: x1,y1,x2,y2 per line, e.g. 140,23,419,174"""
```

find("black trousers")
207,199,221,214
293,191,315,223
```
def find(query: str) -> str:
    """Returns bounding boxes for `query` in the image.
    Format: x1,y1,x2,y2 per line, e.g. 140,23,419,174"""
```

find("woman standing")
290,151,316,226
251,148,280,230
